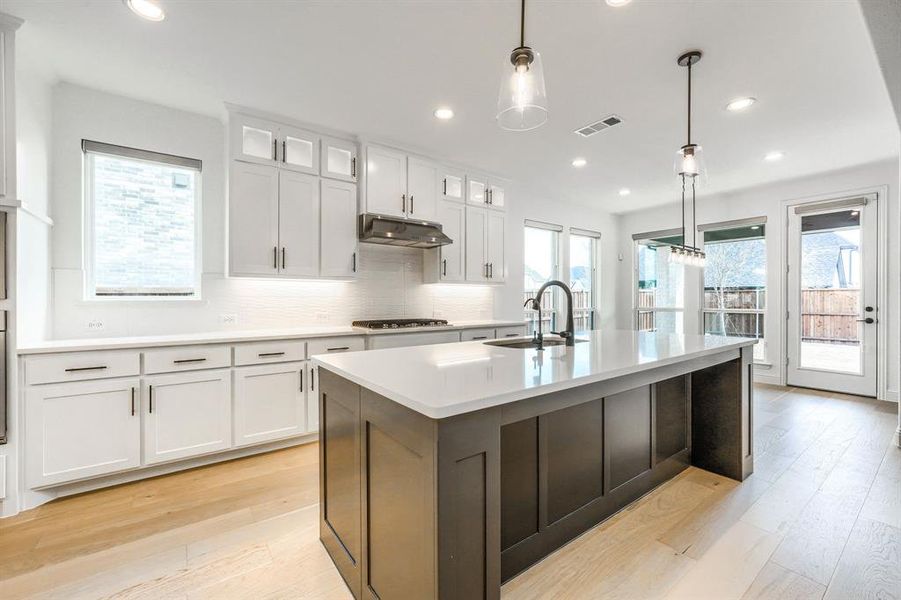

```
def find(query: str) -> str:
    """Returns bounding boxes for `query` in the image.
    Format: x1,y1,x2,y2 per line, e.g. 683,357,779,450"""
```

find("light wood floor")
1,384,898,599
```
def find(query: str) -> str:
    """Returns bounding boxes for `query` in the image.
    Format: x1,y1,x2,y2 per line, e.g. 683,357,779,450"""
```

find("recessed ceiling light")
726,97,756,112
124,0,165,21
572,158,587,168
606,0,633,6
433,107,454,120
764,151,784,162
619,188,631,196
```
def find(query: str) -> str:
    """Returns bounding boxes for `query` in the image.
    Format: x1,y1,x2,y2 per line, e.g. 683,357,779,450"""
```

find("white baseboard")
884,389,899,402
753,371,782,386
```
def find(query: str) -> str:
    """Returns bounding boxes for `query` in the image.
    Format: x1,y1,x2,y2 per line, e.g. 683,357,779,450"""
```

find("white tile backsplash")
52,244,495,339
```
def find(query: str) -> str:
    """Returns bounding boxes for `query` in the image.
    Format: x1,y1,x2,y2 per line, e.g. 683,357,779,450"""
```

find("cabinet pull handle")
401,194,406,213
443,178,447,195
173,358,207,364
311,369,315,391
282,140,286,163
489,263,494,278
472,336,488,340
149,385,153,414
131,387,136,416
410,195,414,214
258,351,286,358
487,189,492,204
65,365,107,372
281,247,286,269
484,263,488,279
352,252,357,272
273,138,278,161
300,370,304,392
442,258,447,276
505,333,519,337
327,346,350,352
351,157,356,178
273,246,278,269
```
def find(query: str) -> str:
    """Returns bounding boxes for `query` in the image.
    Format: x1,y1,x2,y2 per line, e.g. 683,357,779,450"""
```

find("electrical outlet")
315,312,328,323
86,319,104,331
220,314,238,325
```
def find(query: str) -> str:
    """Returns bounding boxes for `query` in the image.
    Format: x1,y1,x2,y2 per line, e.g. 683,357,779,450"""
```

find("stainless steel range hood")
358,213,453,249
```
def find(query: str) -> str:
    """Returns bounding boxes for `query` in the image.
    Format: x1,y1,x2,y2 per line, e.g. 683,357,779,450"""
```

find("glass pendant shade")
674,143,706,184
496,48,548,131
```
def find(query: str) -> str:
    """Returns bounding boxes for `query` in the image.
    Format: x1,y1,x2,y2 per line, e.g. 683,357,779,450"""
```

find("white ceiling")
5,0,898,213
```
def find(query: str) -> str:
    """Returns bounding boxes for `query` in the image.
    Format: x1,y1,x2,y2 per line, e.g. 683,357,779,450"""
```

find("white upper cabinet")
465,206,489,282
487,210,506,282
436,201,466,282
279,124,319,175
467,175,487,207
229,161,280,277
278,171,320,278
321,136,358,183
320,179,359,277
365,145,408,218
231,115,279,166
406,157,439,222
488,180,507,209
441,168,466,204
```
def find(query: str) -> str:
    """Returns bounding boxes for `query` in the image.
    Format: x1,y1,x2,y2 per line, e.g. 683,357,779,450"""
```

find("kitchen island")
313,330,756,600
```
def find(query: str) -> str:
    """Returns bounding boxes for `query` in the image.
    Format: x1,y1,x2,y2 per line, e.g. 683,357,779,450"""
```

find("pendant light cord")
520,0,526,48
681,174,686,247
692,179,697,249
687,60,692,145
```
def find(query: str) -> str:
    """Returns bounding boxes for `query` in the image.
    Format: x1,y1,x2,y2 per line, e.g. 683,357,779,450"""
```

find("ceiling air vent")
574,114,623,138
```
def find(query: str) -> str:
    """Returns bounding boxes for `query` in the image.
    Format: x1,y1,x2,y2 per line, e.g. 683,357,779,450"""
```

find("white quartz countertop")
16,320,527,355
313,330,757,419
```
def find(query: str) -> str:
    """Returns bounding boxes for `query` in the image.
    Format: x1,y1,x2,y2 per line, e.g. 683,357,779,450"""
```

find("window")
524,221,561,335
569,228,600,330
701,219,767,361
83,140,202,299
634,230,684,333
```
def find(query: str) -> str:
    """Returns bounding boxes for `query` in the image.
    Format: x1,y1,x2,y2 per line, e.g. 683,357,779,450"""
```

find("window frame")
697,216,767,362
569,228,600,330
633,228,684,333
82,140,203,302
523,220,563,334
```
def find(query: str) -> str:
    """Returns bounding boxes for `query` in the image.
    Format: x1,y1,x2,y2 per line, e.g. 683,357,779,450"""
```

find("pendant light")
670,50,706,268
496,0,548,131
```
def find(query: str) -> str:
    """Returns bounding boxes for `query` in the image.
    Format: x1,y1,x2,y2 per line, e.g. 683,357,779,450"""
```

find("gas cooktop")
352,318,449,330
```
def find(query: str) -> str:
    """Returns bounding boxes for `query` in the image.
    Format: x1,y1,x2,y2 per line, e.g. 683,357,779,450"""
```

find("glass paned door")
786,198,877,396
569,233,597,330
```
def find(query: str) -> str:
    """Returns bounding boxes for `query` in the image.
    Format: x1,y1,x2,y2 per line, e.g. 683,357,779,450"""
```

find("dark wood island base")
318,345,754,600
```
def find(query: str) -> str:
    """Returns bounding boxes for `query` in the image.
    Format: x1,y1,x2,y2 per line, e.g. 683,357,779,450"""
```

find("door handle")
857,317,875,324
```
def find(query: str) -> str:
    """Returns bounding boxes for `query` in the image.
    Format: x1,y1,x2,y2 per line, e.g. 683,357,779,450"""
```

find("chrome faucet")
524,280,576,347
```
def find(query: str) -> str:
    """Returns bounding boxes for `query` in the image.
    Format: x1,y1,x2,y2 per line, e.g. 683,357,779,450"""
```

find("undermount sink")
484,337,587,349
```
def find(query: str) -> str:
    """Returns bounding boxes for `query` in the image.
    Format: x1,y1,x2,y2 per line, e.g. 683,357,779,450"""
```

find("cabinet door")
143,370,232,465
278,171,320,277
307,362,319,432
230,115,278,166
487,210,506,282
488,179,507,210
279,125,319,175
230,161,280,276
465,206,489,282
365,145,407,217
322,137,358,183
234,362,306,447
441,167,466,204
406,157,439,222
438,200,465,282
467,175,488,206
26,378,141,488
320,180,359,277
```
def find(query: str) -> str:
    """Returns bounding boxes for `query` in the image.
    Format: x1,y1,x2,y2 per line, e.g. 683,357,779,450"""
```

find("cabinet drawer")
144,345,231,374
307,336,364,357
25,351,140,385
461,328,496,341
234,340,306,366
496,325,526,339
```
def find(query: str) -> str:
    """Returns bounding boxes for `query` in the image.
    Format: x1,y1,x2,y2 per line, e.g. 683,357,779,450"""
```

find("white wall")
48,83,625,339
615,158,900,398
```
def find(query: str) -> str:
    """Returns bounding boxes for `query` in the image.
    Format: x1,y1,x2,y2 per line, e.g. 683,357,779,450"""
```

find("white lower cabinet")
143,370,232,465
307,362,320,432
26,378,141,488
233,361,307,447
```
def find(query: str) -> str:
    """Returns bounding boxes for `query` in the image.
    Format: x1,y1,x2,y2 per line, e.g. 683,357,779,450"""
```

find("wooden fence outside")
638,287,861,343
524,290,594,332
